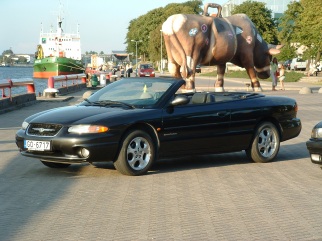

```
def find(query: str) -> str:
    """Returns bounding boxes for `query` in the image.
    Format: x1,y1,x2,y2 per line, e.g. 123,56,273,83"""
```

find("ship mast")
57,2,63,37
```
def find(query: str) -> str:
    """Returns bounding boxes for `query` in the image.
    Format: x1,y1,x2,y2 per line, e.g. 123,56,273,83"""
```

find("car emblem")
32,128,55,133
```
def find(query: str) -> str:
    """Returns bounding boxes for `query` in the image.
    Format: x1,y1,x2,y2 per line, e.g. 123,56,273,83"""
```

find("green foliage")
2,49,13,55
296,0,322,62
278,0,322,63
1,49,14,64
277,45,297,62
277,1,302,44
126,1,203,63
17,56,27,63
231,1,279,44
85,51,98,55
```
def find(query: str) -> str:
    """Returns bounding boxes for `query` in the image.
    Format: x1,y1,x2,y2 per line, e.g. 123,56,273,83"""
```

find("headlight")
22,121,29,130
311,128,322,138
68,125,109,134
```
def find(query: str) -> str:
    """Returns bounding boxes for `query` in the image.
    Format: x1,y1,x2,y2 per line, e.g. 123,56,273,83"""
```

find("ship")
33,10,84,78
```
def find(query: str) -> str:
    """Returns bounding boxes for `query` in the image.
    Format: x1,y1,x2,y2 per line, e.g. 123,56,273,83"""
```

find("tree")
278,1,302,44
276,45,297,62
18,56,27,63
231,1,279,44
2,49,14,55
1,49,14,64
295,0,322,63
126,1,203,63
277,1,302,61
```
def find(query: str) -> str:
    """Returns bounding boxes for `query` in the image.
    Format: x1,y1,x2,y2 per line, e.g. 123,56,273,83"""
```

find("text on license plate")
24,140,51,151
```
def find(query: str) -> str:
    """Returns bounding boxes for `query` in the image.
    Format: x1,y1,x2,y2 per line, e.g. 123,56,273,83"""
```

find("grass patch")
200,70,304,82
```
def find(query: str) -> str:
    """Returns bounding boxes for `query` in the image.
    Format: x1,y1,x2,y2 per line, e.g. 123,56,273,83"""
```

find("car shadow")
39,143,309,176
151,152,249,174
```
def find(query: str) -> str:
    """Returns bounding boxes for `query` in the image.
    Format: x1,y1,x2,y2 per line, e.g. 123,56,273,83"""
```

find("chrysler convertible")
306,121,322,165
16,77,301,175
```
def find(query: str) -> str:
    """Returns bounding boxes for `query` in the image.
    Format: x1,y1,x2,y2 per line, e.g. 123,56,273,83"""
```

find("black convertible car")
306,121,322,165
16,77,301,176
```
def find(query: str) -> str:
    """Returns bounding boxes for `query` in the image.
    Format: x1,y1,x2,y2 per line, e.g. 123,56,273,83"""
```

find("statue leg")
251,78,262,92
168,61,181,78
184,75,196,92
245,67,262,92
214,64,226,92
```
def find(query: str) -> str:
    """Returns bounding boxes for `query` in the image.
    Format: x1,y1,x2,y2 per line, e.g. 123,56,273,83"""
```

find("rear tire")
41,160,71,168
246,122,280,163
114,130,156,176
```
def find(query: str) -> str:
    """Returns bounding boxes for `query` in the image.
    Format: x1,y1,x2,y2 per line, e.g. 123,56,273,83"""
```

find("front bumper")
306,139,322,164
16,129,119,164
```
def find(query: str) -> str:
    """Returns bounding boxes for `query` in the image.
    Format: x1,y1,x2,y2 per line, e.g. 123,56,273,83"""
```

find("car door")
227,98,263,150
159,102,231,156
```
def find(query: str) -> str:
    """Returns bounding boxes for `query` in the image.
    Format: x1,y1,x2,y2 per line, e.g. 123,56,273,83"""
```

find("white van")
290,58,307,71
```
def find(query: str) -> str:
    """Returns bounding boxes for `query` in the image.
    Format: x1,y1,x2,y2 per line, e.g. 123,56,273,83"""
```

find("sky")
0,0,226,55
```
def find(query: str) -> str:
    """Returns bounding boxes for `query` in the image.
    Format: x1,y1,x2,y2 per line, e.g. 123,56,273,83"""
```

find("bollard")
48,76,55,89
7,80,13,101
27,83,35,93
43,88,59,98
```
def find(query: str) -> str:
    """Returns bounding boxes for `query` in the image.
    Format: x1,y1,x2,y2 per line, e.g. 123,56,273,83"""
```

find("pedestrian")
126,64,132,77
308,62,317,76
278,64,285,90
120,66,125,77
270,57,278,91
125,64,129,77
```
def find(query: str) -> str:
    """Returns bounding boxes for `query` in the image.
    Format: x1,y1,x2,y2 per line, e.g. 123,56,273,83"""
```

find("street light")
160,29,163,74
131,39,142,76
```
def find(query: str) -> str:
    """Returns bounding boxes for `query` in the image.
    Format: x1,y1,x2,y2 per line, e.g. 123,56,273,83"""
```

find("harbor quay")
1,76,322,240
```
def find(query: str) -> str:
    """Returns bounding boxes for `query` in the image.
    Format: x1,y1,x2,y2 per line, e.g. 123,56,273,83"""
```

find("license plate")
24,140,51,151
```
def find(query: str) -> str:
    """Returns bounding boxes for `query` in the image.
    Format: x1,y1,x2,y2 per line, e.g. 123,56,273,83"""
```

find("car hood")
27,105,150,125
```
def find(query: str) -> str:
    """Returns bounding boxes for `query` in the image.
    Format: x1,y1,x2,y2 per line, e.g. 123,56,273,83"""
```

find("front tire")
246,122,280,163
41,160,71,168
114,130,156,176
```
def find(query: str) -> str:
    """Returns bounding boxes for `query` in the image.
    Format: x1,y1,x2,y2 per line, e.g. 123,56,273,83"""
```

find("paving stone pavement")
0,77,322,241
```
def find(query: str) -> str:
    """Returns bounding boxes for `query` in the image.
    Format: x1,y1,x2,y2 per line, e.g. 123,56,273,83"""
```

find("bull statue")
161,3,282,92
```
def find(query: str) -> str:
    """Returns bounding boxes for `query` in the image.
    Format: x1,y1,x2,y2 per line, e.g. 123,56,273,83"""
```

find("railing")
0,74,87,100
48,73,87,89
0,78,35,101
45,73,87,98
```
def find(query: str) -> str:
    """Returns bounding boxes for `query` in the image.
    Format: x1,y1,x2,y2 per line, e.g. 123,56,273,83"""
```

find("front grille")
27,123,63,136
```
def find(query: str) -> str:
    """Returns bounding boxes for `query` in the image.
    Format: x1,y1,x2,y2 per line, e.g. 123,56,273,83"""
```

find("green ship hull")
33,57,84,79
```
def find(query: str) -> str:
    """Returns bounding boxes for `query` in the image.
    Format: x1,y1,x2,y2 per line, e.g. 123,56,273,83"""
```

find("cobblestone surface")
1,78,322,241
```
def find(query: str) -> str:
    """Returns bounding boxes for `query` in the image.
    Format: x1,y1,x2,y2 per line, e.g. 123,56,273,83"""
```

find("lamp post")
160,29,163,74
131,39,142,76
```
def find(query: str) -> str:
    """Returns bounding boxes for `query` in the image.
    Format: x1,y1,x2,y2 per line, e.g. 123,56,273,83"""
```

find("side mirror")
170,95,190,106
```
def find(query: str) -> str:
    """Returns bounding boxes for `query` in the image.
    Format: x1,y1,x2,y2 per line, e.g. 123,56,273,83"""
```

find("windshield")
140,64,153,69
84,77,180,108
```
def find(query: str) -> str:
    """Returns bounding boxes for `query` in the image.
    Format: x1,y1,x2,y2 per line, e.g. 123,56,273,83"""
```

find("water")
0,66,83,96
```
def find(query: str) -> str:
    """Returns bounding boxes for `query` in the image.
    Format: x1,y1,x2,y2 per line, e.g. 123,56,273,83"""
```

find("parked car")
283,60,292,70
138,64,155,77
290,58,307,71
16,77,301,176
196,65,201,73
306,121,322,165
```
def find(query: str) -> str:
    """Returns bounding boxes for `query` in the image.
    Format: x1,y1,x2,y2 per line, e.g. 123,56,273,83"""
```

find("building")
221,0,297,17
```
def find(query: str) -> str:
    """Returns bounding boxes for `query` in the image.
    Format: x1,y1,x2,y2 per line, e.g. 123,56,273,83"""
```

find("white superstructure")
39,14,81,60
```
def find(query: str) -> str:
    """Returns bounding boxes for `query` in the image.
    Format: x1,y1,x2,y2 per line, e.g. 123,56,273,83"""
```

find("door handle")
217,111,228,117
